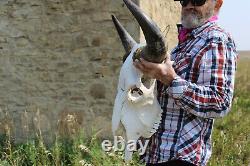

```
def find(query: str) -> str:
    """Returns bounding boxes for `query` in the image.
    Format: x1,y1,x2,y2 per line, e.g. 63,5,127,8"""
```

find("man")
134,0,237,165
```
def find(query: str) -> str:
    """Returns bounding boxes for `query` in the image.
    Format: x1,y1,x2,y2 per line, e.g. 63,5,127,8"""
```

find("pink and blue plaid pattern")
141,21,237,166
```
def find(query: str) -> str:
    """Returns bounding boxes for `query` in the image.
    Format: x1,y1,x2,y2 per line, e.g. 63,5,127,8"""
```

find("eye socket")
131,87,143,95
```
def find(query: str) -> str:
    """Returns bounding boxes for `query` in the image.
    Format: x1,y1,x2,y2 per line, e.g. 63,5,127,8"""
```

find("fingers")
134,59,148,73
140,58,156,69
133,59,144,72
134,58,156,72
133,58,160,79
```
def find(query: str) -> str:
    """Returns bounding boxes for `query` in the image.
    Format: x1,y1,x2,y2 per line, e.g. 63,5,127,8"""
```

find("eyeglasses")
175,0,207,7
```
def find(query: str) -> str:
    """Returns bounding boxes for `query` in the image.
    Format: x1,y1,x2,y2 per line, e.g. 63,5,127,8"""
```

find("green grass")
208,59,250,166
0,59,249,166
0,132,143,166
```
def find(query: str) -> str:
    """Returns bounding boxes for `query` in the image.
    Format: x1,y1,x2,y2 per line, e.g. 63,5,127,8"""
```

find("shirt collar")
191,21,215,38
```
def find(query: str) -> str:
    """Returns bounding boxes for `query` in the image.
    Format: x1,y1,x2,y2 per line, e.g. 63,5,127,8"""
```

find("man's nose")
185,0,194,7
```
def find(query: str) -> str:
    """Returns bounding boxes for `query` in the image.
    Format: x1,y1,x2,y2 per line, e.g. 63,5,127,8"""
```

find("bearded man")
134,0,237,166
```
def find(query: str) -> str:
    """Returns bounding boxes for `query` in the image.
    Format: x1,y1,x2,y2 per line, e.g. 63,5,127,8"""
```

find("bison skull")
111,0,167,162
112,45,163,162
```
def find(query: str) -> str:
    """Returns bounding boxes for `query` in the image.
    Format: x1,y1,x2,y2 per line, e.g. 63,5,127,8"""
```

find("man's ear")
215,0,223,12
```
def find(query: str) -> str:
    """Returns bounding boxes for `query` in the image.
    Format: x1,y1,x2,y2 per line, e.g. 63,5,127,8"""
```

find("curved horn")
123,0,167,63
111,15,137,54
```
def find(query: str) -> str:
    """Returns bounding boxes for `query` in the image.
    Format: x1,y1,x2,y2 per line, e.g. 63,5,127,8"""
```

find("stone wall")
0,0,180,142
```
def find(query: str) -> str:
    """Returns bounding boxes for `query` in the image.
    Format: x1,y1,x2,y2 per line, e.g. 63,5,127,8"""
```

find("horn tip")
123,0,132,6
123,0,130,3
111,15,118,23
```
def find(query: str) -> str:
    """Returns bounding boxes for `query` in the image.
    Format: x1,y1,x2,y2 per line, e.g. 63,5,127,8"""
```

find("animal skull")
111,0,168,162
112,45,163,161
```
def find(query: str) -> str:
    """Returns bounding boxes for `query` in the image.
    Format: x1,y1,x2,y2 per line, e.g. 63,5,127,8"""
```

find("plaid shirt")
142,21,237,166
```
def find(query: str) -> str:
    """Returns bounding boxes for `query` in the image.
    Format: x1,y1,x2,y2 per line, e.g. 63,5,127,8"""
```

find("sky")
219,0,250,51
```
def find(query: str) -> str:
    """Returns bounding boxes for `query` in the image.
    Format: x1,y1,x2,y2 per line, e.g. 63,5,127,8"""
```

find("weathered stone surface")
89,83,106,99
0,0,180,141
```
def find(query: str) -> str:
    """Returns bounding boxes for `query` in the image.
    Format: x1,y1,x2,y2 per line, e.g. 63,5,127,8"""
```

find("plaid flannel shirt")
142,21,237,166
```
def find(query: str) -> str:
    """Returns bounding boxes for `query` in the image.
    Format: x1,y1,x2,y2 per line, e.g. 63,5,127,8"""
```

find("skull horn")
111,15,137,55
123,0,167,63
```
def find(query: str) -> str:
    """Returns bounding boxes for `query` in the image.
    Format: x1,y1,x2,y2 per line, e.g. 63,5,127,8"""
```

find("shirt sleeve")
167,40,237,118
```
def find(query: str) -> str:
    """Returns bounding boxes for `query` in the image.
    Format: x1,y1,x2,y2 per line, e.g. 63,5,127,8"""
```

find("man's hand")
133,58,177,86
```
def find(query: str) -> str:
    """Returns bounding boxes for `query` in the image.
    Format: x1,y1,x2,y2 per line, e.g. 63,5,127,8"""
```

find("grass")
0,132,143,166
0,58,249,166
207,58,250,166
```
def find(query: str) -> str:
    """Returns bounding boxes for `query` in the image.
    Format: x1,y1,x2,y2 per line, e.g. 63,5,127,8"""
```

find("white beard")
112,44,162,162
181,7,214,29
182,12,204,28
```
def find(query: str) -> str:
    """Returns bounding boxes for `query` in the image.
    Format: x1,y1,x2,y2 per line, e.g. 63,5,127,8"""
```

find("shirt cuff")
167,76,189,100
